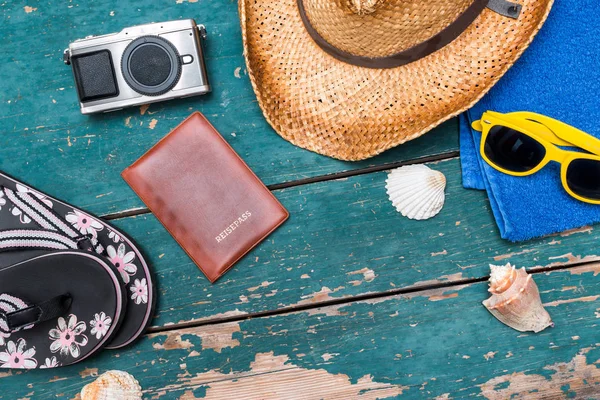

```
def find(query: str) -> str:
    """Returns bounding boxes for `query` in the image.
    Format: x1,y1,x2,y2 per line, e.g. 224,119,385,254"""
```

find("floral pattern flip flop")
0,251,125,369
0,171,155,349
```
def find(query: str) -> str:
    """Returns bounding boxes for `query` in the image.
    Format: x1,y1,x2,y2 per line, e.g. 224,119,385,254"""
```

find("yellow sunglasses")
472,111,600,205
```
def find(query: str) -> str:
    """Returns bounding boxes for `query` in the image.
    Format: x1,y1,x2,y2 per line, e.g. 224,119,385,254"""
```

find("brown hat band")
297,0,490,69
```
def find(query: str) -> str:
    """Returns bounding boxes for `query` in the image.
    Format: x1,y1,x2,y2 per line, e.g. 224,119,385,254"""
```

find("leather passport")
122,112,289,282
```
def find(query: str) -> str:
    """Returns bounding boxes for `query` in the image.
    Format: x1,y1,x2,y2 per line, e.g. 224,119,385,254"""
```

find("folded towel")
459,0,600,242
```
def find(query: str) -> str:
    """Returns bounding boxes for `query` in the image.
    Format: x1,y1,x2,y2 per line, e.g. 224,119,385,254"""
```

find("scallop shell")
385,165,446,220
81,370,142,400
483,263,553,333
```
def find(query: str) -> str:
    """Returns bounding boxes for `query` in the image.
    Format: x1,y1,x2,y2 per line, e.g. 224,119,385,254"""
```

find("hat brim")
240,0,554,161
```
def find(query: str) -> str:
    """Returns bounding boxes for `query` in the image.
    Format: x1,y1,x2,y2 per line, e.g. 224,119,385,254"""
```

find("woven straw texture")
240,0,554,161
304,0,474,58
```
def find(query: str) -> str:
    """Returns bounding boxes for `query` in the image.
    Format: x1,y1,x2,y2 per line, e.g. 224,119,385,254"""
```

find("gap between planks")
145,257,599,335
98,149,600,335
101,150,460,220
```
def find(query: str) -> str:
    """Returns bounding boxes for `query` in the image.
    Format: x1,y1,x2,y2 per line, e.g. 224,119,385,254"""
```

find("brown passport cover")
122,112,289,282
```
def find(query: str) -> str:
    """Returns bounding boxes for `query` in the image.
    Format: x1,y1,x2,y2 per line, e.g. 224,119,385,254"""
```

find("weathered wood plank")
0,0,457,216
4,265,600,399
105,158,600,327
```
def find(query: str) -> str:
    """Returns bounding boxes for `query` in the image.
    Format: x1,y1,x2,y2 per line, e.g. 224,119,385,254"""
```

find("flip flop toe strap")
2,187,103,254
0,229,95,252
0,229,78,251
0,293,72,334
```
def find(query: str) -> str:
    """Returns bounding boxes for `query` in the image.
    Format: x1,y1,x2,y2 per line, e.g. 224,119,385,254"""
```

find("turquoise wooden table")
2,1,600,399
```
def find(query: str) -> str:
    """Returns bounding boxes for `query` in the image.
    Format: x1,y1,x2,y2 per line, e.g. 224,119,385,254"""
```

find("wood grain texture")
0,0,457,216
3,0,600,398
3,265,600,399
104,158,600,328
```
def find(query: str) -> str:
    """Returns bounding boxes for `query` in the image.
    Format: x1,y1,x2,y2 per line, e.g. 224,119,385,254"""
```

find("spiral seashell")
385,164,446,220
483,263,553,333
81,370,142,400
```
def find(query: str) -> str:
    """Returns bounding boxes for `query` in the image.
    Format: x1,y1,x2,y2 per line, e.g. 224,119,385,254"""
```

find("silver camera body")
64,20,210,114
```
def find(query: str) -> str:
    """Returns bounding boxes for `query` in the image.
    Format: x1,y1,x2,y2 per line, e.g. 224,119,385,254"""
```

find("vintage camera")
63,20,210,114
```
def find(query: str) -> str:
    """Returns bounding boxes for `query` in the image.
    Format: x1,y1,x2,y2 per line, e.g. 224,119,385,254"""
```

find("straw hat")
239,0,554,160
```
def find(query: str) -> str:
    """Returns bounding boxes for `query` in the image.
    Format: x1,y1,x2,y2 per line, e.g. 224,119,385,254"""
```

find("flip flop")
0,171,155,349
0,251,125,369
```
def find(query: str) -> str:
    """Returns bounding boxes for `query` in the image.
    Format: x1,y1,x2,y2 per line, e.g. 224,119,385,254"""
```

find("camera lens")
130,45,172,86
121,36,182,96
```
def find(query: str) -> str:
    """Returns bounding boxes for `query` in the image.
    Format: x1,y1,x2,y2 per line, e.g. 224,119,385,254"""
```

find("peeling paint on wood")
179,309,247,325
4,0,600,397
493,249,534,261
429,292,459,302
568,262,600,276
6,265,600,398
150,322,241,354
0,371,12,379
79,368,98,379
289,286,345,310
247,281,274,292
173,352,408,399
412,273,464,288
480,349,600,399
543,295,600,307
233,67,242,78
347,268,376,286
559,225,593,237
546,252,599,266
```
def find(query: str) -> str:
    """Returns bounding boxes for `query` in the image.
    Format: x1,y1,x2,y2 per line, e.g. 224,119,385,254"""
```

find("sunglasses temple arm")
549,122,600,155
516,113,600,155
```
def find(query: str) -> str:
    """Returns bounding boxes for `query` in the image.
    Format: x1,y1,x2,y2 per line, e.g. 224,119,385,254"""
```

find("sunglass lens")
484,125,546,172
566,159,600,201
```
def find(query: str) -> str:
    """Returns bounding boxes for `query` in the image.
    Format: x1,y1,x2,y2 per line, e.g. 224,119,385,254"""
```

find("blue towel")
459,0,600,242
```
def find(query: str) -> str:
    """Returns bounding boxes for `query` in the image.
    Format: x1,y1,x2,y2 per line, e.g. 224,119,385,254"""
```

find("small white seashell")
385,164,446,220
483,263,553,333
81,370,142,400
